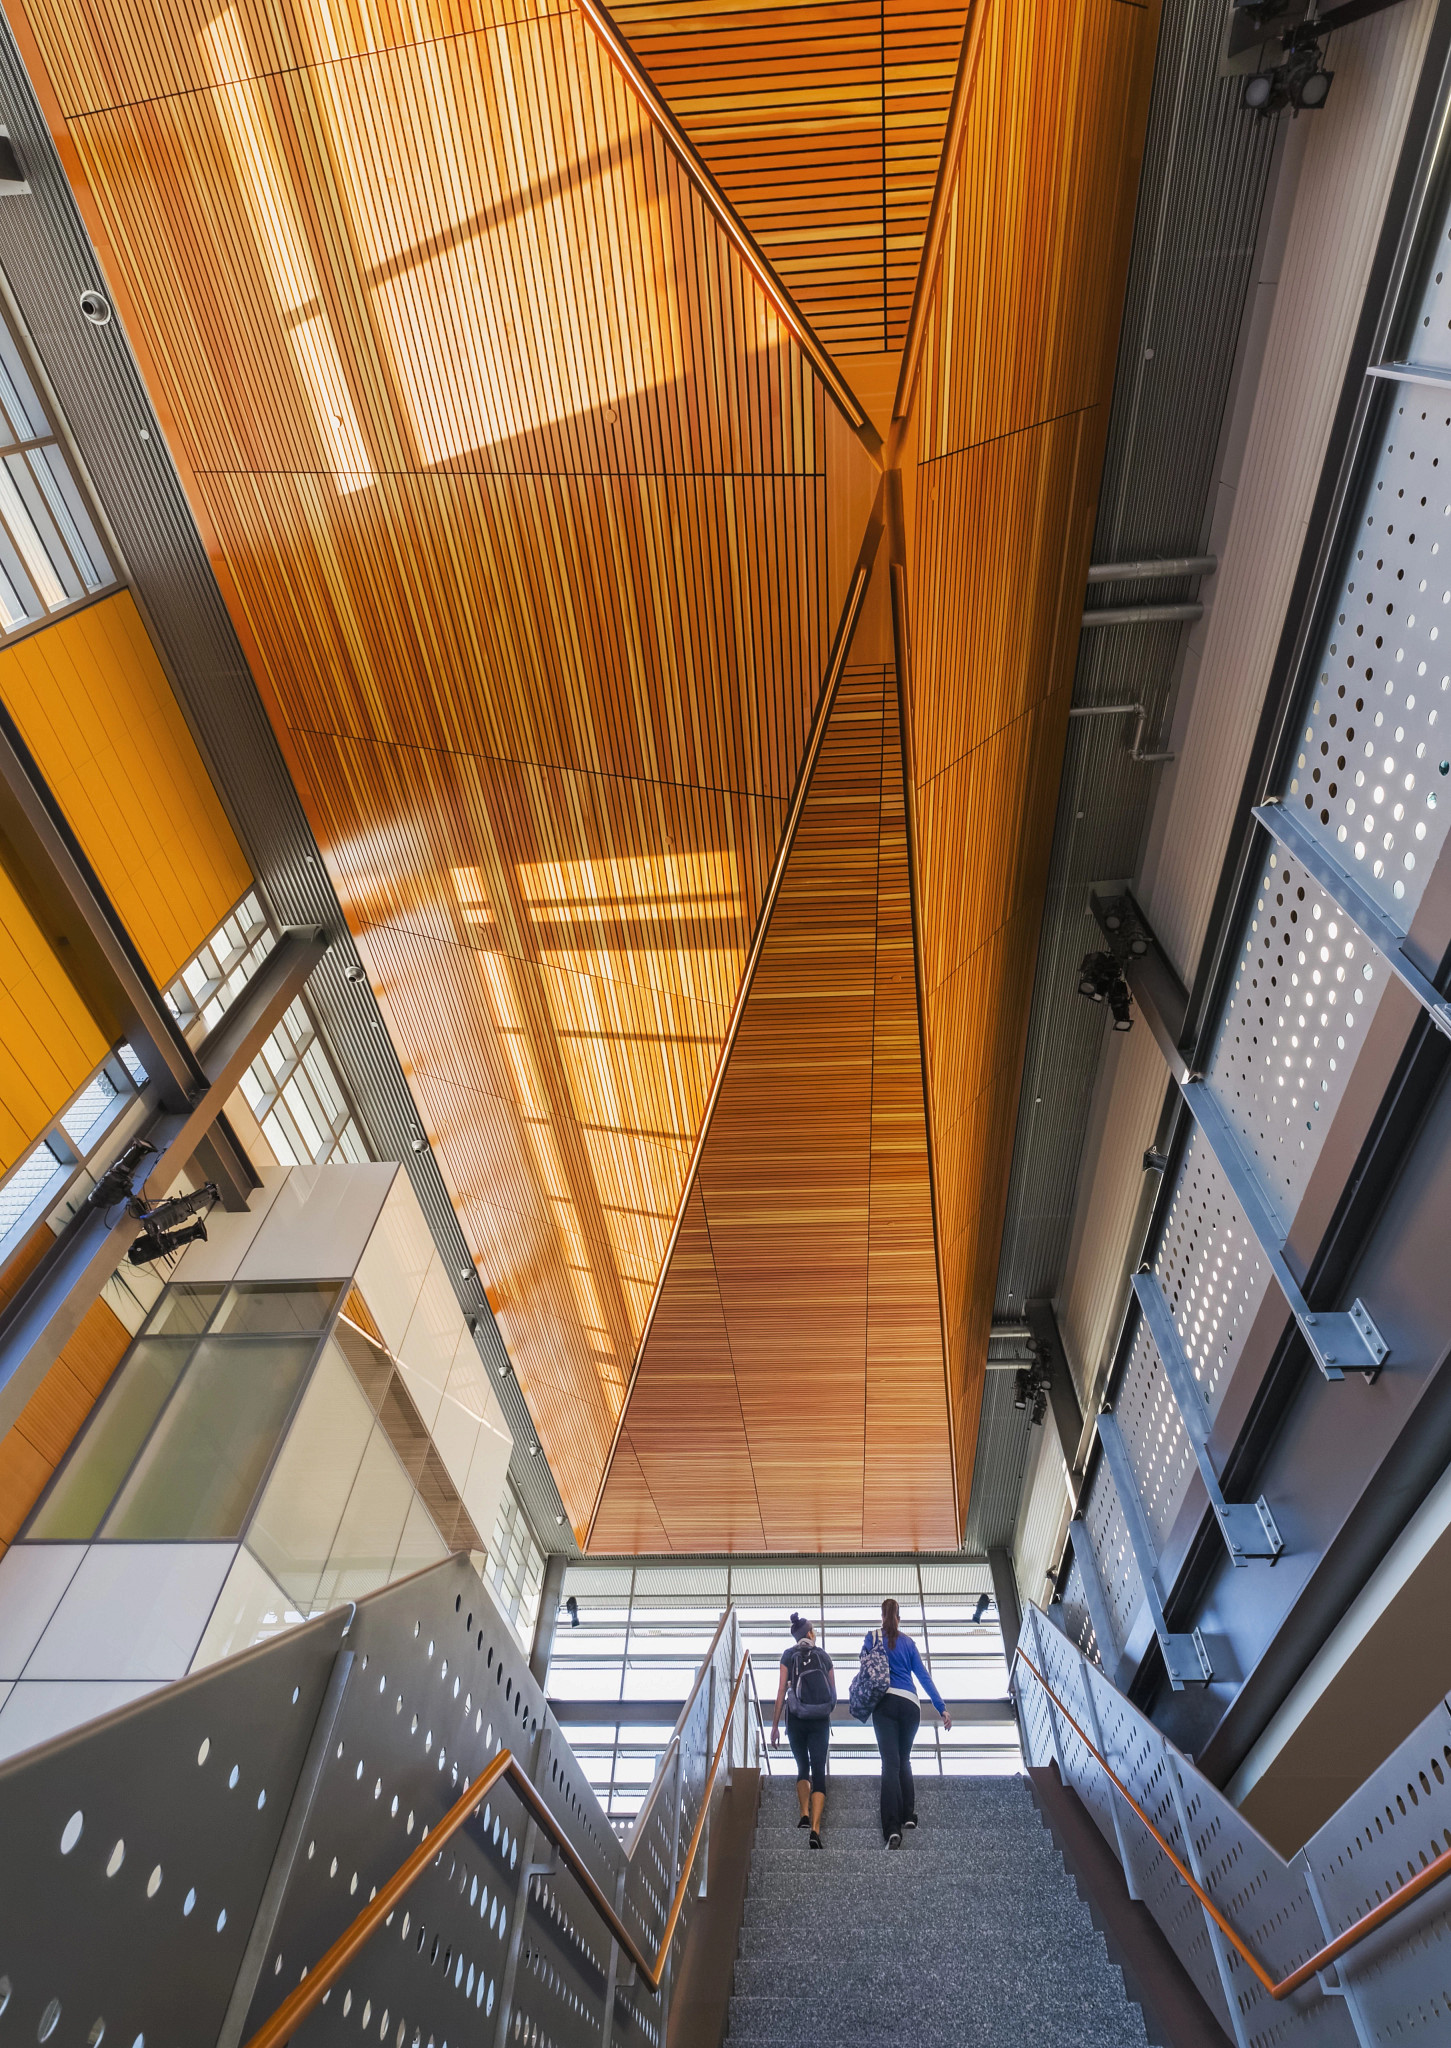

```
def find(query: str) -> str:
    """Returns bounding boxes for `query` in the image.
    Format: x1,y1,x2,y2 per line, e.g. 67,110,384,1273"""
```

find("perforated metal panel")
1020,1612,1361,2048
0,1557,756,2048
1081,1462,1145,1650
1154,1128,1273,1416
1285,393,1451,934
1208,850,1389,1231
1116,1319,1198,1552
1056,1553,1101,1665
1304,1696,1451,2037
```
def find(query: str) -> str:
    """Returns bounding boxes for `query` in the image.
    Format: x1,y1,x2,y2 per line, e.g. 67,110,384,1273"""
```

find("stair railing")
243,1645,754,2046
0,1556,760,2048
1013,1601,1451,2046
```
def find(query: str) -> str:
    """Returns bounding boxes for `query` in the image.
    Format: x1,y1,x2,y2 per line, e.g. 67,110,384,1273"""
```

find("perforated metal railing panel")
1206,848,1390,1233
1016,1610,1451,2048
237,1555,630,2048
1153,1127,1273,1419
0,1600,349,2047
1304,1697,1451,2036
0,1558,754,2048
1285,391,1451,934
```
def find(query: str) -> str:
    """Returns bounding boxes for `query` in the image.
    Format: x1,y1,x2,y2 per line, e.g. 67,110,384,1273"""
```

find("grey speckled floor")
727,1776,1149,2047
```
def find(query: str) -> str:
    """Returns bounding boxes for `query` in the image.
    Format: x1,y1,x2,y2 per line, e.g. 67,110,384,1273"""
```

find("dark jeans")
787,1710,830,1794
871,1693,920,1839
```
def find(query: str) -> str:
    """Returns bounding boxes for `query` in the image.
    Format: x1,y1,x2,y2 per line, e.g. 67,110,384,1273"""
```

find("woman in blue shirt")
864,1598,952,1848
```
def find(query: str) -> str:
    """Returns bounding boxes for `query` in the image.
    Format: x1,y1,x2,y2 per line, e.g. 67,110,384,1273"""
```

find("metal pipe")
1085,555,1216,582
1081,602,1203,627
1067,703,1174,764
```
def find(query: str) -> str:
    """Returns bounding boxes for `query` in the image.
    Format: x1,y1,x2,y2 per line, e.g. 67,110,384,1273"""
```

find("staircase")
728,1774,1151,2046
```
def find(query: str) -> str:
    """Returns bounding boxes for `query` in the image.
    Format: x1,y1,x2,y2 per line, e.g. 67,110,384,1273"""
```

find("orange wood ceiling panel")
896,0,1159,1522
11,0,881,1541
610,0,971,358
592,657,954,1552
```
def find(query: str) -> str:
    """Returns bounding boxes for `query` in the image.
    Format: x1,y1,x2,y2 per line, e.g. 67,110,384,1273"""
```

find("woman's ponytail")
881,1597,900,1649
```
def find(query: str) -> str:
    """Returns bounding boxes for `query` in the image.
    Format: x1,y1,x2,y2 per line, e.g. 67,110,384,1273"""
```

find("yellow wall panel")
0,591,251,987
0,859,106,1174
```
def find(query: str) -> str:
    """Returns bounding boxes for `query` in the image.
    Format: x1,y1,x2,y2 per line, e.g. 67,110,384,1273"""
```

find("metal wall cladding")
0,20,570,1550
1286,391,1451,935
1206,846,1391,1233
1012,1422,1073,1615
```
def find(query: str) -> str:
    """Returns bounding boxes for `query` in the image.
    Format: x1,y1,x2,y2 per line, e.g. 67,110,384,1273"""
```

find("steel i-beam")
1131,1272,1282,1566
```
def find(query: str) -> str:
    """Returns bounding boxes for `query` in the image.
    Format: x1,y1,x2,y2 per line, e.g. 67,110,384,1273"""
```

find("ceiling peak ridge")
584,485,887,1548
570,0,882,460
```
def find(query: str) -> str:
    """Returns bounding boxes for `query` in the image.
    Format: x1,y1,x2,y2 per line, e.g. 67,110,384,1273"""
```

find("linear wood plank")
611,0,971,358
898,0,1159,1520
594,659,954,1551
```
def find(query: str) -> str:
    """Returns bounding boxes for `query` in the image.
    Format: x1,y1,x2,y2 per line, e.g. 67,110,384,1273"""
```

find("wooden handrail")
1015,1646,1451,2002
242,1650,754,2045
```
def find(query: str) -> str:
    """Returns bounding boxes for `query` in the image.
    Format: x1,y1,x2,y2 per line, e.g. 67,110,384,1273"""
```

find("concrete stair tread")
727,1773,1152,2047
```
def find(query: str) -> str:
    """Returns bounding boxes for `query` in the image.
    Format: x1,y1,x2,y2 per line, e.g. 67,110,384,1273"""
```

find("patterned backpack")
848,1628,890,1722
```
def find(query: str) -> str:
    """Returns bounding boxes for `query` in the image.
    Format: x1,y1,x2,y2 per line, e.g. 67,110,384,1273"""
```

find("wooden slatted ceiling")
896,0,1159,1519
0,594,252,986
611,0,970,358
591,653,954,1552
11,0,882,1539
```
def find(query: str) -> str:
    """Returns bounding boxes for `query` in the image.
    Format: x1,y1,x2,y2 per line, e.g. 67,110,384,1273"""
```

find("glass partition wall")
22,1282,487,1625
550,1557,1019,1823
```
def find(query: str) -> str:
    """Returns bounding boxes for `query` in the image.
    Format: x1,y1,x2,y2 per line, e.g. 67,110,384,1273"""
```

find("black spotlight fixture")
1013,1352,1053,1428
1243,25,1332,117
1078,949,1133,1031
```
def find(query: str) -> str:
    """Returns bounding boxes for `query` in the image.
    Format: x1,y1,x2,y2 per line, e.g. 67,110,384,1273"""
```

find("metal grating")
0,22,570,1551
1285,388,1451,934
1207,847,1390,1230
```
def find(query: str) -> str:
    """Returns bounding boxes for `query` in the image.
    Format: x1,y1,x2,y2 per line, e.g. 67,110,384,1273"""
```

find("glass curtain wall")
550,1558,1018,1824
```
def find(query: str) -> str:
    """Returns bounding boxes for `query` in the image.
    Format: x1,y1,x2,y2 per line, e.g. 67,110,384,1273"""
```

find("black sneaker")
903,1816,918,1830
887,1831,902,1851
797,1814,811,1829
809,1830,822,1851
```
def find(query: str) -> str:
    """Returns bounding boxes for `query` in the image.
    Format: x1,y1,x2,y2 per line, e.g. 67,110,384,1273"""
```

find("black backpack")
788,1643,833,1721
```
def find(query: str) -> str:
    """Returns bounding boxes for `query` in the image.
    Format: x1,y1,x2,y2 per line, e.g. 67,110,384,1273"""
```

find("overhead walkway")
3,1555,1451,2046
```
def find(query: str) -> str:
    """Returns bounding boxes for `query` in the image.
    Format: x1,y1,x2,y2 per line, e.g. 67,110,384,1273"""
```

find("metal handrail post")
494,1723,558,2048
1078,1659,1142,1902
1161,1742,1252,2048
658,1734,687,2037
1299,1851,1376,2048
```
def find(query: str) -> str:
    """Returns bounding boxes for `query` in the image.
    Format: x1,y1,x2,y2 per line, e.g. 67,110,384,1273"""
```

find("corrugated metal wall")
0,25,573,1550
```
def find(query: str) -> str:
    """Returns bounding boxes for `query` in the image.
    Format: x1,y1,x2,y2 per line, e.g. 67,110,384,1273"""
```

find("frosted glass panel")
28,1340,191,1539
101,1337,315,1540
313,1424,415,1607
212,1282,340,1335
247,1340,375,1606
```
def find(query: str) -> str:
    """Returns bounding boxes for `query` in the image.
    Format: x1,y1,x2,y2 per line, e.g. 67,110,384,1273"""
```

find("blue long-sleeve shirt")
862,1628,945,1714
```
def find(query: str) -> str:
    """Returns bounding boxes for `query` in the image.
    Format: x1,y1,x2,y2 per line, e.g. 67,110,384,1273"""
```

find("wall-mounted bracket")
1131,1272,1283,1566
1253,801,1451,1040
1096,1413,1213,1690
1178,1077,1386,1381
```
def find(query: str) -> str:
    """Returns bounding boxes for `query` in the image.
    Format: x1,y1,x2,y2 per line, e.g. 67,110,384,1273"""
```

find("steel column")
1097,1415,1212,1689
988,1545,1022,1660
1131,1272,1283,1564
529,1552,568,1692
